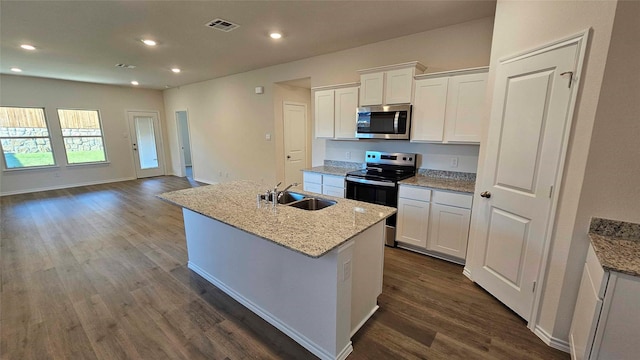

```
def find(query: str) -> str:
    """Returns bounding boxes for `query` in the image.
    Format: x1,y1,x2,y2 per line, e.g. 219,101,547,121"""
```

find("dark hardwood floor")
0,176,569,359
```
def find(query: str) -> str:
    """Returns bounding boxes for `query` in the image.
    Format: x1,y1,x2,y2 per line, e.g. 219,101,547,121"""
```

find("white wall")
0,75,165,195
468,0,618,346
162,17,494,185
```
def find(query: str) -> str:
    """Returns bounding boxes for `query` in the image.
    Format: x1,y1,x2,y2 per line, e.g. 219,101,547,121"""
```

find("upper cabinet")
358,62,426,106
412,67,488,144
313,83,359,140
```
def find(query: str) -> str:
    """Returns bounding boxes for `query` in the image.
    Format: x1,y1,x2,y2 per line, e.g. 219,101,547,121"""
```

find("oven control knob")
409,157,413,161
403,157,406,160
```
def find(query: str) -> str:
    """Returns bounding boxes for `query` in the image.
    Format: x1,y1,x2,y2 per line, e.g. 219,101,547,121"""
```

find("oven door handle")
346,176,396,188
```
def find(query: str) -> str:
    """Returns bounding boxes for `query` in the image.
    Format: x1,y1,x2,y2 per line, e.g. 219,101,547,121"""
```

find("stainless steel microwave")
355,104,411,140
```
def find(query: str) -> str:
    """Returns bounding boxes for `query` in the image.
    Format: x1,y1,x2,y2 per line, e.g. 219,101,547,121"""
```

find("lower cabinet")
396,184,472,264
302,172,344,198
569,244,640,360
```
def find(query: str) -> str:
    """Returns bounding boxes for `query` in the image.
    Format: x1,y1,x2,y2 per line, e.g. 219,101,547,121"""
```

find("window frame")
56,108,109,165
0,105,58,171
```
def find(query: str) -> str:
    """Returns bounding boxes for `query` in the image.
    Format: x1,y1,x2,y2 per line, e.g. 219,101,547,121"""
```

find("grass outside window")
0,107,56,169
57,109,108,164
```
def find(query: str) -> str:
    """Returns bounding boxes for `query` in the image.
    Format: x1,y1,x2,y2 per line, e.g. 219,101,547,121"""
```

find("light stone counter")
399,170,476,194
589,217,640,277
303,161,363,177
158,180,396,258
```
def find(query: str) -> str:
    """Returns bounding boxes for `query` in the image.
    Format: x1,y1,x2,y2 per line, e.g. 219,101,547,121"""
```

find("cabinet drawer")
398,185,431,202
303,182,322,194
586,244,608,298
432,190,472,209
303,172,322,185
322,185,344,198
323,175,345,188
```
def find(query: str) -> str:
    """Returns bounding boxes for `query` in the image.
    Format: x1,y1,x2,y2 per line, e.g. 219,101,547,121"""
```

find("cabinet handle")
480,191,491,198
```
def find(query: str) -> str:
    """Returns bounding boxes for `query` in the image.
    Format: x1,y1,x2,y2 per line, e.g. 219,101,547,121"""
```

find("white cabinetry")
313,84,359,140
569,245,640,360
303,172,345,198
396,184,473,264
412,67,488,144
358,62,426,106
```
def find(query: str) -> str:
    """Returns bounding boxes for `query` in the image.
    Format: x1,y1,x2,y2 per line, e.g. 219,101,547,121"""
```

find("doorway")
283,102,307,185
468,32,588,325
127,111,165,178
176,110,193,180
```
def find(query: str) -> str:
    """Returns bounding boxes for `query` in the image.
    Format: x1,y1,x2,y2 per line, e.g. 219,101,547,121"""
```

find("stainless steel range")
345,150,417,247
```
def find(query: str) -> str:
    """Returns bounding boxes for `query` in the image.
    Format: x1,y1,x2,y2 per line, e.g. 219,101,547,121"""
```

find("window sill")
66,161,111,167
2,165,60,172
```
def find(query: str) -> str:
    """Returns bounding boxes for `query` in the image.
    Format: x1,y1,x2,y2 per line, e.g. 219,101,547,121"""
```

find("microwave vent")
205,18,240,32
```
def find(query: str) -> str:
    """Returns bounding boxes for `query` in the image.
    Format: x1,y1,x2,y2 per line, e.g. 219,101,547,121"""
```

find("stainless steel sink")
287,197,336,211
277,191,306,204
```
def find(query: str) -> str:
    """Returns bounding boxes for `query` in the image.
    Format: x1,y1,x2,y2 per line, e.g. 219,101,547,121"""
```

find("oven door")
345,176,398,246
356,105,411,140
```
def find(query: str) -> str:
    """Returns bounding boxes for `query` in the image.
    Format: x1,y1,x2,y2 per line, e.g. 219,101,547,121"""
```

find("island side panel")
182,209,354,360
350,221,385,336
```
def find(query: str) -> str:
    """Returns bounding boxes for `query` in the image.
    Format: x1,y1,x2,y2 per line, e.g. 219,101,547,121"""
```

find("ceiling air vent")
115,63,136,69
205,18,240,32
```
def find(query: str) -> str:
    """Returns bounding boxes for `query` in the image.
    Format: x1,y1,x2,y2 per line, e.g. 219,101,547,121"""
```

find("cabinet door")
396,198,429,248
334,87,359,139
444,72,487,143
569,260,604,360
385,68,414,105
411,77,448,142
314,89,335,138
303,182,322,194
359,72,384,106
322,185,344,198
427,203,471,259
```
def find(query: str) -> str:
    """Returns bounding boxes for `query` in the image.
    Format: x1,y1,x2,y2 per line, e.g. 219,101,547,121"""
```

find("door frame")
467,29,590,332
175,109,193,178
282,101,309,185
125,110,166,178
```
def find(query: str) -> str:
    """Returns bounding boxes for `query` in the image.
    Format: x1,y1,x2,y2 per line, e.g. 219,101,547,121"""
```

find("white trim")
311,82,360,92
500,29,591,64
529,28,591,332
0,176,135,196
350,305,379,338
415,66,489,80
463,267,473,281
396,243,466,266
188,261,352,360
2,164,60,172
357,61,427,74
534,325,571,353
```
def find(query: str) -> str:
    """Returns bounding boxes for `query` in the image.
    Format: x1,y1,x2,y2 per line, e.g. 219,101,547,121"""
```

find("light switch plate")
265,133,271,141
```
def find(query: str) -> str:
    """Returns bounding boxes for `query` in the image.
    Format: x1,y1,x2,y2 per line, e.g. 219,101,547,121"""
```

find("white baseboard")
350,305,379,337
534,325,571,353
193,177,216,185
188,261,351,360
0,176,136,196
462,267,473,281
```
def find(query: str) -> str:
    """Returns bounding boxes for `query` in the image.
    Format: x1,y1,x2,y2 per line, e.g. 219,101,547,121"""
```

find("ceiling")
0,0,496,90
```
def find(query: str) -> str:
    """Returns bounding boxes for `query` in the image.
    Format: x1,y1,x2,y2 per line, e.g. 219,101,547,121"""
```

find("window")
0,106,56,169
57,109,107,164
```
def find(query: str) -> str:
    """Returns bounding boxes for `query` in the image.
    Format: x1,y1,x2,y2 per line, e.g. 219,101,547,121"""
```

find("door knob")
286,155,291,159
480,191,491,198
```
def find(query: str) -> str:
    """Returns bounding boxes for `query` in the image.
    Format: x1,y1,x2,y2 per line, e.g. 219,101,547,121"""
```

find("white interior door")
128,111,165,178
176,110,193,178
283,102,307,185
470,40,583,320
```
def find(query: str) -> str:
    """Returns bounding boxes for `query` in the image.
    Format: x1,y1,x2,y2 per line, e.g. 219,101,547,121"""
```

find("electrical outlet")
345,151,351,160
450,157,459,168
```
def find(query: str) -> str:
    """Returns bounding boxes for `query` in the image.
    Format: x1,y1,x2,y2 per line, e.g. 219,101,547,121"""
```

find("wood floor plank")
1,176,570,360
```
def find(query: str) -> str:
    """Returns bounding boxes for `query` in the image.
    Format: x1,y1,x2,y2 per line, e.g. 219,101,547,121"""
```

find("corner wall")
468,0,618,347
0,75,165,195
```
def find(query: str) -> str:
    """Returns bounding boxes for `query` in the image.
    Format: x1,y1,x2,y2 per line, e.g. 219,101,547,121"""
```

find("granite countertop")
303,160,363,177
589,218,640,277
398,170,476,194
158,180,396,258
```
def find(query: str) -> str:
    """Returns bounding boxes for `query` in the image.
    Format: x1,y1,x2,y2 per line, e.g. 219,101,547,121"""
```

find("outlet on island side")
450,157,459,168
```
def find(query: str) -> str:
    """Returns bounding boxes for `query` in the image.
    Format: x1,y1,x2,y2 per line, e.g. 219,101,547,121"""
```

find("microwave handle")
394,111,400,133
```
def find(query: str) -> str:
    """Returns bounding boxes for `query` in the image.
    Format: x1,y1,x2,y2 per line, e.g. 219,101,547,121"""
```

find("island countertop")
158,180,396,258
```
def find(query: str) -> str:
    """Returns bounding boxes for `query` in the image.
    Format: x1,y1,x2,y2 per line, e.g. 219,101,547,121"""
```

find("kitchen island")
158,181,396,360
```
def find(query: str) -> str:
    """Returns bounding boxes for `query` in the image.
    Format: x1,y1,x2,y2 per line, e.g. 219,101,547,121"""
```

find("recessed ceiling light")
10,67,23,72
131,81,139,86
141,39,157,46
171,68,181,73
20,44,36,50
270,32,282,39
